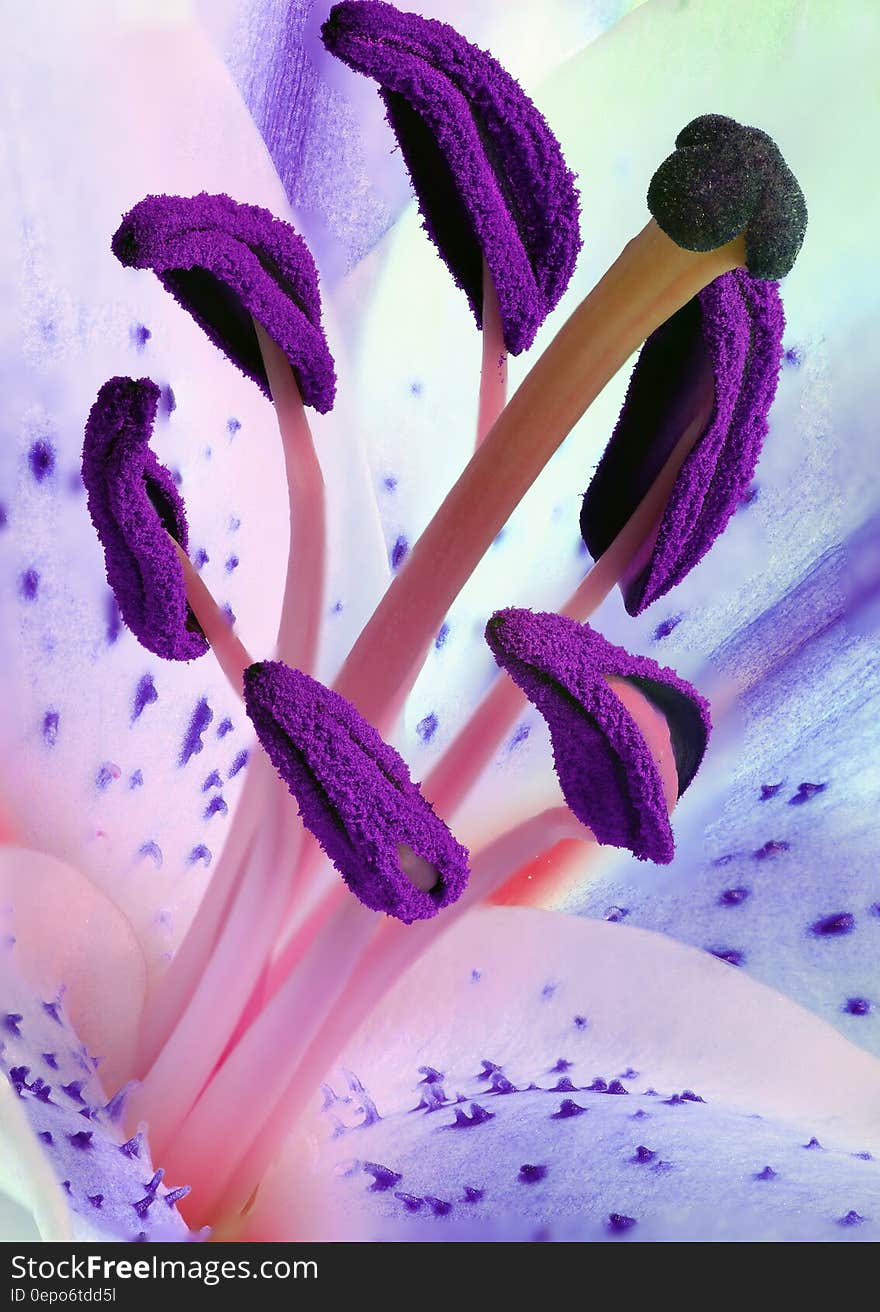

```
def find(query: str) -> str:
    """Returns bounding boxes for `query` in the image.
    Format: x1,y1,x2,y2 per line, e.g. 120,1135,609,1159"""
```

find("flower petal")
244,906,880,1241
581,269,785,615
321,0,580,353
485,610,710,862
82,376,208,663
244,661,469,922
1,943,191,1242
111,192,336,410
0,846,146,1090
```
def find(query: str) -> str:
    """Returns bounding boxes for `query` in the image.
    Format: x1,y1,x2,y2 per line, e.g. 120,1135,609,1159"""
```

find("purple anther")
486,610,710,863
243,661,469,923
581,269,785,616
112,194,335,410
321,1,580,354
82,377,208,661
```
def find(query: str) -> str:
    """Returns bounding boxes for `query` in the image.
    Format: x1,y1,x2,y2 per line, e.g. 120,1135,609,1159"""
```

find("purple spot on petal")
838,1210,866,1227
28,439,56,483
202,770,222,792
394,1191,423,1212
42,1000,62,1023
188,845,212,867
193,548,209,571
810,912,855,937
204,795,228,820
132,673,158,722
435,623,450,650
518,1164,547,1184
760,782,784,800
228,750,249,778
180,697,213,766
363,1162,402,1192
119,1133,143,1159
804,1137,823,1150
463,1186,484,1203
607,1080,629,1096
608,1213,637,1233
424,1196,452,1216
652,614,682,641
217,718,234,738
633,1145,656,1163
95,762,120,790
225,555,239,573
158,384,176,416
552,1099,587,1120
131,323,151,350
753,840,790,860
754,1166,778,1181
416,713,438,743
42,709,59,747
0,503,8,530
509,723,530,749
383,475,397,492
39,1131,53,1145
67,1131,93,1150
227,418,240,436
19,569,39,601
604,905,629,922
42,1053,58,1070
5,1013,22,1036
129,770,144,789
719,886,750,906
709,947,746,966
789,781,827,805
137,840,162,868
106,593,122,645
390,535,409,571
844,997,871,1016
573,1015,588,1030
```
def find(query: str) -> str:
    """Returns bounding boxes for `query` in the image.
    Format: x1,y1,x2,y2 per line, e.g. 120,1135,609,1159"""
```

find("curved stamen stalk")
131,772,301,1156
421,382,714,819
476,259,508,447
252,321,327,673
170,539,253,695
164,808,585,1223
332,221,746,737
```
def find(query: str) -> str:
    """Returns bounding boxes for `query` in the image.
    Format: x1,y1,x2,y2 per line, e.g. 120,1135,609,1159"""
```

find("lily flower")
2,0,879,1246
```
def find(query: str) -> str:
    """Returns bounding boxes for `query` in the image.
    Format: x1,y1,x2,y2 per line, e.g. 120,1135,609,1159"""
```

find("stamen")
252,320,326,672
476,260,508,448
328,113,804,738
170,539,252,695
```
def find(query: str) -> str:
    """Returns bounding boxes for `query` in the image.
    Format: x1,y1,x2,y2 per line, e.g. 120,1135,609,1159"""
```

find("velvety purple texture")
321,1,580,355
581,269,784,615
243,661,469,923
485,610,711,864
111,193,336,411
648,114,807,280
82,377,207,662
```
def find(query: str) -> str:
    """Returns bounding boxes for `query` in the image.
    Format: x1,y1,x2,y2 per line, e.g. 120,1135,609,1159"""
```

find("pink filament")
131,774,300,1156
171,808,585,1223
172,540,252,694
422,385,715,821
476,259,508,448
252,320,326,674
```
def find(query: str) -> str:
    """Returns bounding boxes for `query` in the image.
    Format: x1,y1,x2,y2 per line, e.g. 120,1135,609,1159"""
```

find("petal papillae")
322,0,580,353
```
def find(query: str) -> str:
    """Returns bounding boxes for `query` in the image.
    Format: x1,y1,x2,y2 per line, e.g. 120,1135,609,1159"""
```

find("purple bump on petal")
754,1165,778,1181
633,1146,656,1163
606,1080,629,1096
463,1186,484,1203
6,1013,25,1036
111,194,335,411
810,912,855,937
390,535,409,570
67,1130,93,1151
719,886,750,906
395,1191,424,1212
608,1213,637,1233
424,1196,453,1217
518,1163,547,1184
321,1,580,354
581,270,784,616
844,997,871,1016
486,610,710,863
29,438,56,483
551,1100,587,1120
82,377,208,662
363,1162,402,1192
760,782,784,800
804,1138,823,1150
838,1210,866,1227
789,780,827,805
243,661,469,923
753,839,790,860
710,947,746,967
